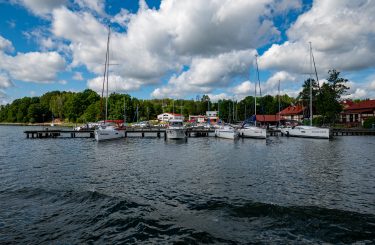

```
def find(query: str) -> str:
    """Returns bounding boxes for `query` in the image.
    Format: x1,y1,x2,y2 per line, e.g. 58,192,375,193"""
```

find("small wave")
0,187,234,244
188,199,375,244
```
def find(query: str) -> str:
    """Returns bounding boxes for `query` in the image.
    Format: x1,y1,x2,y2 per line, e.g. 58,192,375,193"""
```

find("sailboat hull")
281,126,331,139
238,127,266,139
215,127,239,139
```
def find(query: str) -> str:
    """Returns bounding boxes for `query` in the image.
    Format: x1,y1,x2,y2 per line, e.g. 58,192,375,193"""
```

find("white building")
157,113,185,122
206,111,218,117
206,111,219,124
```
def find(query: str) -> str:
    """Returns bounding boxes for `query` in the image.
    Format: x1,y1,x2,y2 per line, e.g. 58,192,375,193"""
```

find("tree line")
0,70,351,124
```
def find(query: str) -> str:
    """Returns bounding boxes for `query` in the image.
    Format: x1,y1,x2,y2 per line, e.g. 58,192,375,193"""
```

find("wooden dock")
24,128,215,139
24,127,375,139
332,128,375,136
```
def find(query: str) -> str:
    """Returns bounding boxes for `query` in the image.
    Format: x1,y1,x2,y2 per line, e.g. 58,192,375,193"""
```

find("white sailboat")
95,26,125,142
238,55,266,139
280,43,331,139
215,125,239,139
166,119,186,139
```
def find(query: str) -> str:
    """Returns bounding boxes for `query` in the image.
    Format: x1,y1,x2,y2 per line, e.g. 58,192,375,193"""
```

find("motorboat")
166,119,186,139
95,122,125,141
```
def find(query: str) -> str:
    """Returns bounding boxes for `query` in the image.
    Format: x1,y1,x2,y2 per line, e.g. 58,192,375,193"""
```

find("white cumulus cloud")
260,0,375,75
0,51,66,83
0,36,14,53
87,75,142,94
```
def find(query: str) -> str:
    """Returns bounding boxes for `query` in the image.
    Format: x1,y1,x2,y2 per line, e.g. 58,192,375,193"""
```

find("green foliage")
316,70,349,124
312,116,324,126
363,117,375,129
297,70,349,125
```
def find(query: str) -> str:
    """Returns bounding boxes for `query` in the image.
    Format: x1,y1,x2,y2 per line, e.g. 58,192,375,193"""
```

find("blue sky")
0,0,374,104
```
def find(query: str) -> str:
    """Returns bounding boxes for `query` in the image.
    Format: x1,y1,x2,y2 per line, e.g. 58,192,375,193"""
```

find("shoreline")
0,122,80,127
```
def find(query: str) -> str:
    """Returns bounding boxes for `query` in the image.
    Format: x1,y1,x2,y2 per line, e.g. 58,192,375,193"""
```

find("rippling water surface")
0,126,374,244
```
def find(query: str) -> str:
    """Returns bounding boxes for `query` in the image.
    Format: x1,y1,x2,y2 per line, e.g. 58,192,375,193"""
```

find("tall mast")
232,99,234,122
309,42,313,126
136,105,139,122
218,101,220,119
123,95,126,124
255,54,260,126
105,26,111,122
278,79,281,126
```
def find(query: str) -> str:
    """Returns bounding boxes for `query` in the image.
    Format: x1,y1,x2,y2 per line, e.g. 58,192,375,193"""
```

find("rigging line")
255,54,265,124
310,42,326,124
99,26,110,120
105,26,111,122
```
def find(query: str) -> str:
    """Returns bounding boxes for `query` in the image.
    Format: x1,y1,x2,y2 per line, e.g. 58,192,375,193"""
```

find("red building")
341,100,375,126
278,105,304,122
255,115,284,126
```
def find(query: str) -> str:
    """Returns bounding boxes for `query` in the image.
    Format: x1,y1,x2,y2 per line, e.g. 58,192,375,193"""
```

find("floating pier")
24,128,215,139
23,128,375,139
331,128,375,136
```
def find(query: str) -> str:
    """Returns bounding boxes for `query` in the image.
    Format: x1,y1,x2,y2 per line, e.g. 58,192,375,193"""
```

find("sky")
1,0,375,105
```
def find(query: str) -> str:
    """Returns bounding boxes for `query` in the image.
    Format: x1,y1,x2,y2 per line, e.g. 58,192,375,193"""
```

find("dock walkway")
24,128,375,139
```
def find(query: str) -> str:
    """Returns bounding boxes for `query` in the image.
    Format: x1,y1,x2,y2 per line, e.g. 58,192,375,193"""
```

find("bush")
363,117,375,129
312,116,323,126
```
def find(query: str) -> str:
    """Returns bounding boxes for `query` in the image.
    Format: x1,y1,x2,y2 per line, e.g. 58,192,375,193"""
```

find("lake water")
0,126,374,244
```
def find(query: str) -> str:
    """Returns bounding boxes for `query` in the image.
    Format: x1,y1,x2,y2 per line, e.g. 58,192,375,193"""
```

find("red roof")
341,100,354,109
256,115,285,122
278,105,304,116
105,119,124,124
344,100,375,111
163,113,182,116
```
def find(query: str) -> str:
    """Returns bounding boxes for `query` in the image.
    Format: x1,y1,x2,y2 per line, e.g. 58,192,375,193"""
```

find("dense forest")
0,70,351,124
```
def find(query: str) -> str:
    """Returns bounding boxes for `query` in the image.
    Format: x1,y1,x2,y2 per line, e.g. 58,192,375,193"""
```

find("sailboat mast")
105,26,111,122
218,101,220,119
123,95,126,123
255,55,260,126
136,105,139,122
309,42,313,126
278,79,281,126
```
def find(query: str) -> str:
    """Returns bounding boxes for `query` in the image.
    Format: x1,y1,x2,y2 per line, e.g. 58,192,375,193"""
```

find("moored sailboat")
215,124,239,139
280,43,331,139
238,55,266,139
95,26,125,142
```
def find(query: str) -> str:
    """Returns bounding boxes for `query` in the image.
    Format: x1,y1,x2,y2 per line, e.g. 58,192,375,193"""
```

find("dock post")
142,132,145,137
157,132,160,138
164,131,167,140
125,131,127,138
26,133,29,138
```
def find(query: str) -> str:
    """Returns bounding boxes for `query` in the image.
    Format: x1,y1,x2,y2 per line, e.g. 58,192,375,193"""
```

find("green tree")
316,70,349,124
363,117,375,129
